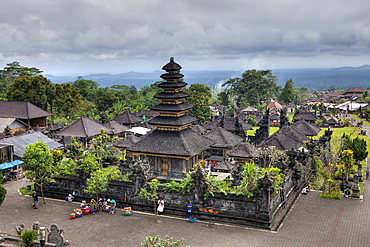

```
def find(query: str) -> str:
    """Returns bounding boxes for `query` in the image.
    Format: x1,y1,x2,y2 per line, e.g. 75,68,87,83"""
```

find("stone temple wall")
41,158,312,230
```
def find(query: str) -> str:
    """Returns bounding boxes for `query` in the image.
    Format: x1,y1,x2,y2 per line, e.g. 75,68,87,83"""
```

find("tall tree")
6,75,54,111
23,142,57,204
222,70,278,108
52,83,83,118
279,79,297,104
184,84,212,124
0,61,43,98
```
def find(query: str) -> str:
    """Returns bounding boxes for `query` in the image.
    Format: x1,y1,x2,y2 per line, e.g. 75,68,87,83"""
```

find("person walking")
32,191,39,209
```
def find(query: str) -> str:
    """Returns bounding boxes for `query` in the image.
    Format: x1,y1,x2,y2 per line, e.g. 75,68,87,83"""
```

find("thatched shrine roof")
227,141,256,159
54,116,107,138
113,110,142,125
204,117,252,132
293,109,318,122
103,120,129,134
0,101,52,119
258,126,309,150
326,117,339,125
204,126,243,149
128,128,214,158
133,109,160,118
148,115,196,126
190,124,207,133
290,120,321,136
151,103,193,112
113,134,141,149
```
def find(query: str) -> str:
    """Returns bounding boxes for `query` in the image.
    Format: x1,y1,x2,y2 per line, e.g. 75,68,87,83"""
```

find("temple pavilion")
127,58,214,178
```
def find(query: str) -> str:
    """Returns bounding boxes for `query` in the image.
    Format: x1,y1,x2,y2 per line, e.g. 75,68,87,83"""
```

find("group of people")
98,198,116,214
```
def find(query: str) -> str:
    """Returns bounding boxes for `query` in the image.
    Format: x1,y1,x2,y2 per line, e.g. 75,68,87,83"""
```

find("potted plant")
20,230,37,247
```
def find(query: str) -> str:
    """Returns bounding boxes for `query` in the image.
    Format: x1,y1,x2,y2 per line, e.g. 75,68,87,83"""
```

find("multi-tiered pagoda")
128,58,214,178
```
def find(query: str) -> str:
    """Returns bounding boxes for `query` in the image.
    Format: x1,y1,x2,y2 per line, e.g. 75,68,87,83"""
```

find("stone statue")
15,223,25,236
47,224,67,247
32,221,40,241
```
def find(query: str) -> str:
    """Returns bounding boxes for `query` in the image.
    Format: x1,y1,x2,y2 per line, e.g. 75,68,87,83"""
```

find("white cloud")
0,0,370,74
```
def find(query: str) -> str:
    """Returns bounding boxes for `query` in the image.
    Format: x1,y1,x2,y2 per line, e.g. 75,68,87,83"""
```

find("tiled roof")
0,132,62,158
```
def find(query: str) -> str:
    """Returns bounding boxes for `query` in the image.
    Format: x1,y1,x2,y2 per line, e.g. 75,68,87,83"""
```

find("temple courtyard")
1,163,370,247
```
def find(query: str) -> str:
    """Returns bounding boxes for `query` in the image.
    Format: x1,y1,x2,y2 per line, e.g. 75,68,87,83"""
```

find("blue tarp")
0,160,24,170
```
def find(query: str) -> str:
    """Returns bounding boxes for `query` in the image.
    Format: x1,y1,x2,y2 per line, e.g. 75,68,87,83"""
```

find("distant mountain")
45,65,370,91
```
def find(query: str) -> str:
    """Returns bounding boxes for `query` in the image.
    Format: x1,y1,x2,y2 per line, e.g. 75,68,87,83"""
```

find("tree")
70,76,99,100
184,84,212,124
217,91,231,106
0,184,6,206
139,178,161,222
222,70,278,108
279,79,297,104
0,61,43,98
23,142,57,204
52,83,83,118
341,150,354,183
296,87,310,104
342,135,368,162
6,75,54,111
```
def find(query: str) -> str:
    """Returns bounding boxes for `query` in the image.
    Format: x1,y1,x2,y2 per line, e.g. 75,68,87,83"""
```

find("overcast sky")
1,0,370,75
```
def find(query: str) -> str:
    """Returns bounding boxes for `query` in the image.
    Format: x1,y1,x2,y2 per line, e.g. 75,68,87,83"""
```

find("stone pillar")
351,174,360,198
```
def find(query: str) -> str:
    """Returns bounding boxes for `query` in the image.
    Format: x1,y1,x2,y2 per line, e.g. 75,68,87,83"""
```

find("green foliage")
0,61,42,98
319,190,342,200
342,134,368,161
19,229,37,247
0,184,6,206
222,69,278,107
51,83,83,118
140,235,185,247
312,155,324,170
6,75,54,111
279,79,297,104
139,178,160,201
341,150,354,183
89,129,121,165
164,173,194,193
23,141,57,202
246,117,257,126
184,83,212,124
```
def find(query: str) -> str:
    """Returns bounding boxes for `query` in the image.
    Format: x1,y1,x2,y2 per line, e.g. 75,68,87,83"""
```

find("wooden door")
161,158,169,176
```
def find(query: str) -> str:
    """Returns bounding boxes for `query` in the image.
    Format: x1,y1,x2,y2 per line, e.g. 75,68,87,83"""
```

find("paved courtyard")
1,162,370,247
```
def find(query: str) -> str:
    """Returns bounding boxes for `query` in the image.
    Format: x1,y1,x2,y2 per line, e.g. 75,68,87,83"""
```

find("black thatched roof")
148,115,196,126
151,103,193,112
132,109,160,118
293,109,318,122
204,126,243,149
113,134,141,149
46,123,64,131
154,91,190,100
162,57,182,71
55,116,107,138
226,141,256,159
190,124,207,133
204,117,252,132
258,126,309,150
138,121,153,129
290,120,321,136
326,117,339,124
212,159,234,171
128,128,214,158
0,101,52,119
113,110,142,125
157,81,187,88
103,120,129,134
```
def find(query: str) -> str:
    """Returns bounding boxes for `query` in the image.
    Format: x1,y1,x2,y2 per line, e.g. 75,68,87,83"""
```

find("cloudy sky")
1,0,370,75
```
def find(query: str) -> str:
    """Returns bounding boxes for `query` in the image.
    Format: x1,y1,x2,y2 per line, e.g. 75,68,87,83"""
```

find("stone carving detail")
47,224,69,247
